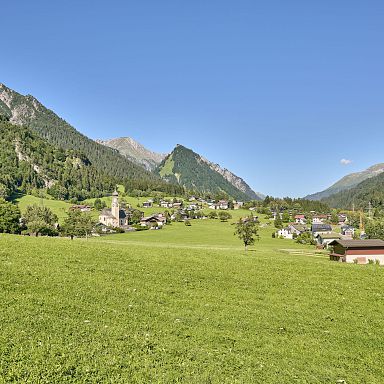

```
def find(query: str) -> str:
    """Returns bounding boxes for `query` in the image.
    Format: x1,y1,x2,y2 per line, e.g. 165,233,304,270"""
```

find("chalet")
311,224,332,236
294,214,306,224
315,232,341,248
140,214,166,228
142,201,152,208
329,239,384,265
172,202,183,209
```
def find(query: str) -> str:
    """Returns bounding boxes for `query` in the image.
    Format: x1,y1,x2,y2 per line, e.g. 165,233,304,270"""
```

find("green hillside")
323,171,384,209
155,145,252,201
0,116,115,201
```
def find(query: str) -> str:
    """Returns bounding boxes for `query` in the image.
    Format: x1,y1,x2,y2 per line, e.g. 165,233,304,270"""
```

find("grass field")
1,216,384,383
12,194,73,223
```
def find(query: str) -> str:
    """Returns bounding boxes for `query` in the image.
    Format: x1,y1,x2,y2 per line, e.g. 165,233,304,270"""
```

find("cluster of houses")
276,213,356,247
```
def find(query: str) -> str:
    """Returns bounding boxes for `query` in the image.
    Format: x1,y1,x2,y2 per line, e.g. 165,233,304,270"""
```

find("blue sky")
2,1,384,197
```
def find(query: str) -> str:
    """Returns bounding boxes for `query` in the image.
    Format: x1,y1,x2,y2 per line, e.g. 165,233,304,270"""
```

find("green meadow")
1,215,384,383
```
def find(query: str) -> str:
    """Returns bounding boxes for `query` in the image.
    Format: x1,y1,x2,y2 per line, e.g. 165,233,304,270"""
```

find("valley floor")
1,219,383,383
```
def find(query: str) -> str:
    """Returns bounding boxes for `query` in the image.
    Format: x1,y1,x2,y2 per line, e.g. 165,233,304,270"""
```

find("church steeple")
112,190,119,219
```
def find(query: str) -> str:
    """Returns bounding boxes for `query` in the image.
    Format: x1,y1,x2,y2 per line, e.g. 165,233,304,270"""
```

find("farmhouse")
329,239,384,265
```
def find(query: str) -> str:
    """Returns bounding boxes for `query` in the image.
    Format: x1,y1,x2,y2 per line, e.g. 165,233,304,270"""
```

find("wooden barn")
329,239,384,265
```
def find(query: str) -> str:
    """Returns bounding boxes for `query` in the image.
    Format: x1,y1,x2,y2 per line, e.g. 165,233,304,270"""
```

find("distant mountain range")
0,82,262,201
304,163,384,200
97,136,264,200
96,137,166,171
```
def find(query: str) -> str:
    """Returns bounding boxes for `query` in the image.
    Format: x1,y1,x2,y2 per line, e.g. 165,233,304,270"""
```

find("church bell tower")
112,190,119,220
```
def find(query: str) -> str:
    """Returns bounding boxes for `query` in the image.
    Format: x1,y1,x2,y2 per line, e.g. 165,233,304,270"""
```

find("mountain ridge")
155,144,263,201
304,163,384,200
96,137,166,171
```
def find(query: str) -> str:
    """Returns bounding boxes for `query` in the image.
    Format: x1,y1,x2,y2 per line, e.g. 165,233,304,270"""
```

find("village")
67,191,384,266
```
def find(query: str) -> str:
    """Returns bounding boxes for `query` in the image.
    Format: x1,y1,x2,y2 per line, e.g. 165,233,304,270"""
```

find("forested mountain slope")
155,145,259,201
0,84,156,182
0,116,115,200
322,172,384,209
305,163,384,200
0,83,184,195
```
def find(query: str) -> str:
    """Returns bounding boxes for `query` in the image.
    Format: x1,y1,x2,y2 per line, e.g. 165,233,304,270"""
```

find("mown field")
1,217,384,383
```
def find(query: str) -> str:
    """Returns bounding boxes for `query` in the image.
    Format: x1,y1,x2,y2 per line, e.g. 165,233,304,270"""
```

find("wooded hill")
155,144,255,201
322,172,384,210
0,116,116,200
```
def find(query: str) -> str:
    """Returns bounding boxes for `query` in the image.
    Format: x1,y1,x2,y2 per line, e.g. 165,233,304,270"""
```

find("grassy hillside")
13,194,72,223
1,219,383,382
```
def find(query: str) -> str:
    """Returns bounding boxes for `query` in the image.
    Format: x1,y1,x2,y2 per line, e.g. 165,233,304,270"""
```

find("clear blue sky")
2,1,384,197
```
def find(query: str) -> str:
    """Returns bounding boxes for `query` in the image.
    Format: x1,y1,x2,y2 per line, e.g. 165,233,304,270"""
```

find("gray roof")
311,224,332,232
100,208,114,218
329,239,384,248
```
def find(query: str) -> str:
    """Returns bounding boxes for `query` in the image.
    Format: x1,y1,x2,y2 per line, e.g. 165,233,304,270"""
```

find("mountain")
0,115,115,200
323,172,384,209
0,83,180,195
155,144,262,201
96,137,166,171
305,163,384,200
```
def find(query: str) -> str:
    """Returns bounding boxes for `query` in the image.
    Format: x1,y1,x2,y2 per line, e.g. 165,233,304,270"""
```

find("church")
99,190,129,228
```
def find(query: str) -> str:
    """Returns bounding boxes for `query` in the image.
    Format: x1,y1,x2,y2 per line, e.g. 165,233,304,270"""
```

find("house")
160,201,173,208
71,204,91,212
277,227,293,239
338,214,348,225
312,214,328,224
294,214,306,224
341,225,355,238
218,200,229,210
277,223,307,239
172,202,183,209
142,201,152,208
287,223,307,236
311,224,332,236
329,239,384,265
140,214,166,228
99,191,129,228
315,232,341,248
233,201,244,210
